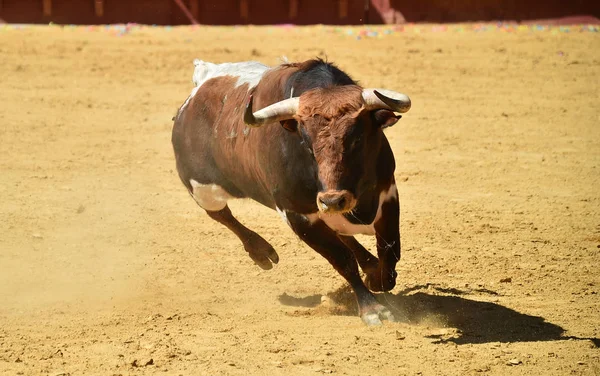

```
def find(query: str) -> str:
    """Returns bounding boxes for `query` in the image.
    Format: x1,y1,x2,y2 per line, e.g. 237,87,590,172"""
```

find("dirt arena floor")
1,24,599,375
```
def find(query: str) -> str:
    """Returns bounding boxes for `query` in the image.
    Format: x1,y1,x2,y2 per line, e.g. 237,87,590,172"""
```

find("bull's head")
244,86,411,214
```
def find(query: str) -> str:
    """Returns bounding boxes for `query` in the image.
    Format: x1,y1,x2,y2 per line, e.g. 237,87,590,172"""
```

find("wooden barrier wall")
0,0,598,25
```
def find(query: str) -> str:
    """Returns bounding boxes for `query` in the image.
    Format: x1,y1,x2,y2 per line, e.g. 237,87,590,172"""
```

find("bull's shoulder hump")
192,60,270,90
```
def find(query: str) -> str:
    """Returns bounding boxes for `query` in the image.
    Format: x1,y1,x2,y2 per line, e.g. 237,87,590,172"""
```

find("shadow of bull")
279,283,599,347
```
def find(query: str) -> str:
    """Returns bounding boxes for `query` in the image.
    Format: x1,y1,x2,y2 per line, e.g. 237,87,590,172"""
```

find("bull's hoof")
244,234,279,270
360,304,396,326
364,269,397,292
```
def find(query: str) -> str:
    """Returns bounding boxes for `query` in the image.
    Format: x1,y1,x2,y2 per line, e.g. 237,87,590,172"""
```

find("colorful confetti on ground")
1,22,598,38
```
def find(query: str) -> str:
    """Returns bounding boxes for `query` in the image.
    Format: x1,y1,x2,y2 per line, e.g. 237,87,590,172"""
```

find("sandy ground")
0,25,599,375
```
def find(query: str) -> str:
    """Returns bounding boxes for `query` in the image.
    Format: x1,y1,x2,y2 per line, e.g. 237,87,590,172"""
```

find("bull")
172,58,411,325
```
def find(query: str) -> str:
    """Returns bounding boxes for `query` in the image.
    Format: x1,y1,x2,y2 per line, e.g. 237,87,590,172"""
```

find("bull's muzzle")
316,190,356,214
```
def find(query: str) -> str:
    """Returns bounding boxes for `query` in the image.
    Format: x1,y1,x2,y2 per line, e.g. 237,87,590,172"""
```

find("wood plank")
42,0,52,17
172,0,200,24
190,0,200,21
94,0,104,18
240,0,249,20
339,0,348,19
289,0,298,19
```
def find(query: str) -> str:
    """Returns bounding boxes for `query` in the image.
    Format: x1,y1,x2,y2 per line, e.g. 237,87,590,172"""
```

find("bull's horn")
362,89,411,113
244,95,300,127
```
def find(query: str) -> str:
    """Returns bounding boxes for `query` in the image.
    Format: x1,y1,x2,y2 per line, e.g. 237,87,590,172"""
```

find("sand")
0,24,599,375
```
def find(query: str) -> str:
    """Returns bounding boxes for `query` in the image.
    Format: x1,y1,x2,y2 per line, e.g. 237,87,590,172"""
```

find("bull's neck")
251,64,301,108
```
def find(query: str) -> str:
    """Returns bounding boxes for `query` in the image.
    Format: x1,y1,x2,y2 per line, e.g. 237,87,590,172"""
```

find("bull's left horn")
244,95,300,127
362,89,411,113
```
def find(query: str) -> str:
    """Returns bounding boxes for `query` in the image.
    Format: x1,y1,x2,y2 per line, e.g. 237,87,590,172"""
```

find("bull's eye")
280,119,298,132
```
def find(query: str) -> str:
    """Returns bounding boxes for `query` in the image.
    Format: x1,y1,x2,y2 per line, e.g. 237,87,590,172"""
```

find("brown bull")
172,58,411,325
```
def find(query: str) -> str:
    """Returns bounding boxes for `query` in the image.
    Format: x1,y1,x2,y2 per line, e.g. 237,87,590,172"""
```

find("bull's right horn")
244,95,300,127
362,89,411,113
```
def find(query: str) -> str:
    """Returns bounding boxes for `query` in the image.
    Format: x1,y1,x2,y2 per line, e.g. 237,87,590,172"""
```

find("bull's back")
172,61,270,198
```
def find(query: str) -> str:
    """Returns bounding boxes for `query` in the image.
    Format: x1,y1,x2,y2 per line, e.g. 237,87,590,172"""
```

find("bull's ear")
372,109,401,129
280,119,298,132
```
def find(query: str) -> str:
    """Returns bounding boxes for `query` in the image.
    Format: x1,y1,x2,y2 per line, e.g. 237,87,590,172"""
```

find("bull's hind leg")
205,207,279,270
285,212,395,326
189,180,279,270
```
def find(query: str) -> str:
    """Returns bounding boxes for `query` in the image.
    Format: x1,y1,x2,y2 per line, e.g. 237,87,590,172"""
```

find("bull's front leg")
339,235,379,276
365,183,401,292
285,211,395,326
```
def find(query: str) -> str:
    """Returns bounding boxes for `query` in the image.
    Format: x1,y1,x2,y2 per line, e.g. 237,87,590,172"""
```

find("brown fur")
296,85,364,119
172,59,403,324
295,85,367,197
252,65,298,109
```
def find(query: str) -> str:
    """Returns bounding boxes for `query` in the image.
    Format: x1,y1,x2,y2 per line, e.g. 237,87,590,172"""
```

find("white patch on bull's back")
193,60,268,89
189,179,232,211
306,184,398,236
177,60,269,118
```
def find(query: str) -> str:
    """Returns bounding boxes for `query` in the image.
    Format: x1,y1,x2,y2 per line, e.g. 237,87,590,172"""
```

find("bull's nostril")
318,191,353,213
